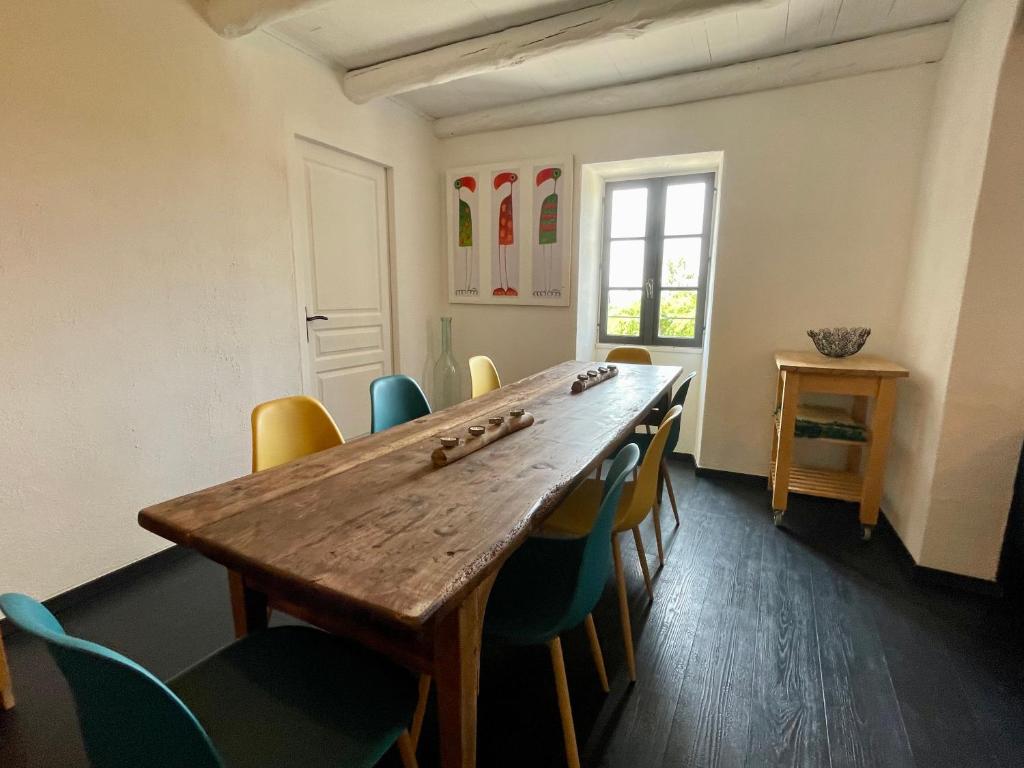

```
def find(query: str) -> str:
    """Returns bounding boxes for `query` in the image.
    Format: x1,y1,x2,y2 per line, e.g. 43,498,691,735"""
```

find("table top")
775,351,909,378
139,360,681,629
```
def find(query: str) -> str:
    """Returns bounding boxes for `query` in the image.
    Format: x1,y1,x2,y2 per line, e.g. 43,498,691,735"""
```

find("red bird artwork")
493,171,518,297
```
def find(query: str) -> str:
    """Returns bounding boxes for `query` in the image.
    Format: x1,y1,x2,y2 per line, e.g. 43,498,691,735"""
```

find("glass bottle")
432,316,459,410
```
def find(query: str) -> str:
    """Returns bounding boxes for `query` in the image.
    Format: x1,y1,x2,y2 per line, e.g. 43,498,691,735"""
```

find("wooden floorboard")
664,510,763,767
745,525,830,768
2,464,1024,768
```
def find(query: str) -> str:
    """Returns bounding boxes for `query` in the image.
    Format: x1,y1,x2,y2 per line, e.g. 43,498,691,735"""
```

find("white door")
288,137,394,438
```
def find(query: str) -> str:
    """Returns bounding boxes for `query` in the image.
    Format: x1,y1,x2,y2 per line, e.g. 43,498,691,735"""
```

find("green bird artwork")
453,175,477,296
534,167,562,297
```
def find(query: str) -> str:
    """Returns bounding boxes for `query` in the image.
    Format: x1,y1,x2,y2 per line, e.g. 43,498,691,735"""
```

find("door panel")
289,137,393,439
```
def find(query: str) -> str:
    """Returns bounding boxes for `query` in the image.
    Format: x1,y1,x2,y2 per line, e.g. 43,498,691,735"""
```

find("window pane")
658,290,698,339
607,289,642,337
664,182,706,236
608,240,645,287
610,187,648,238
661,237,701,287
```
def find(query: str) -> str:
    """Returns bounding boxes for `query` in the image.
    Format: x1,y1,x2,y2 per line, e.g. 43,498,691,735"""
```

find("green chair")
0,593,419,768
624,371,696,524
483,443,640,768
369,375,431,433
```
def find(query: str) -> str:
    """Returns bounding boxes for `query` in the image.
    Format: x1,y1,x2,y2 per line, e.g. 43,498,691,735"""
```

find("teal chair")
369,375,431,433
483,443,640,768
0,594,419,768
625,371,696,525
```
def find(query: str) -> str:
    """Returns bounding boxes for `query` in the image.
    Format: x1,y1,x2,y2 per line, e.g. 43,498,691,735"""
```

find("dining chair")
251,395,344,473
624,372,697,525
0,593,420,768
249,394,431,748
468,355,501,398
483,443,639,768
540,405,683,681
605,346,653,365
369,375,431,433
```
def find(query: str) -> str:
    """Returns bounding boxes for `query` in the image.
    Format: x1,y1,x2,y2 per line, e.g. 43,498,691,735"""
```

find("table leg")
1,623,14,710
772,371,800,521
847,396,869,473
228,571,269,636
860,379,897,529
433,574,496,768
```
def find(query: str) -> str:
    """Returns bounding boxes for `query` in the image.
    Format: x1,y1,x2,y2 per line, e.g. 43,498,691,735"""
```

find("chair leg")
583,614,610,693
410,673,431,750
397,730,419,768
661,458,680,526
651,503,665,567
632,466,639,482
631,526,654,601
612,534,637,682
548,637,581,768
595,462,603,480
0,624,14,710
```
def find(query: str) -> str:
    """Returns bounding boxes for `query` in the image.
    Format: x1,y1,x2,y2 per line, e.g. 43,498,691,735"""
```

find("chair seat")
539,479,636,538
167,626,417,768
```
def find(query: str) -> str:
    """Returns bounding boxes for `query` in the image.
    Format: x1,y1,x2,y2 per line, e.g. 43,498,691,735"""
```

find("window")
600,173,715,347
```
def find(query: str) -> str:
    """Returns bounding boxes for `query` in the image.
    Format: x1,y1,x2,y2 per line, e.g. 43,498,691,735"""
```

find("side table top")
775,351,909,378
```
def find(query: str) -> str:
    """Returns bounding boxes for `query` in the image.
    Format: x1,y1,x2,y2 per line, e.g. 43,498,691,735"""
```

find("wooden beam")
342,0,785,104
433,23,951,138
202,0,336,38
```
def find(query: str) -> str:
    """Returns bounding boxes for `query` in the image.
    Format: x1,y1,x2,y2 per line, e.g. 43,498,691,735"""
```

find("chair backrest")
370,374,431,433
562,444,640,630
468,355,501,398
0,594,223,768
606,346,653,365
251,395,344,472
665,372,697,451
622,404,684,529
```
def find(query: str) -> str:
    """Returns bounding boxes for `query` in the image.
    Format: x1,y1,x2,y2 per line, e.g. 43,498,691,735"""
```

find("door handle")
304,307,327,342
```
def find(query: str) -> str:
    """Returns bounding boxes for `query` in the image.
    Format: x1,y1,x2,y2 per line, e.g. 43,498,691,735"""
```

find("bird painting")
453,175,477,296
534,166,561,297
493,171,518,297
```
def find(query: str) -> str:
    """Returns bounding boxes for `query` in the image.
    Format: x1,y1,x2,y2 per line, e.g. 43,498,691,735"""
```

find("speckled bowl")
807,327,871,358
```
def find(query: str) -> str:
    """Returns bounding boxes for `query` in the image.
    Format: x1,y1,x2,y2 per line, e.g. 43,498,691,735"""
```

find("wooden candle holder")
432,410,535,468
570,365,618,394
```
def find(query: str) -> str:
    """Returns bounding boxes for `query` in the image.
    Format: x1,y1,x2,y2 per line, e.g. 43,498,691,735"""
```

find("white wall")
440,66,937,475
886,0,1022,577
0,0,442,601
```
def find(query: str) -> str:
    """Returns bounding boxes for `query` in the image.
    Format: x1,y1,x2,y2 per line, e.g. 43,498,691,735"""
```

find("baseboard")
876,514,1004,598
692,461,769,487
1,545,189,637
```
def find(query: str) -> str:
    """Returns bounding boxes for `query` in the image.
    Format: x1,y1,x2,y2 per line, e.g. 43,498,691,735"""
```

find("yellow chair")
251,395,344,472
468,355,501,398
606,346,653,365
541,404,683,681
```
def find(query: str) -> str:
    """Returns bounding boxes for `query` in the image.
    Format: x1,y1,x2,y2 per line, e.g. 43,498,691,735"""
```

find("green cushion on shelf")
792,405,868,442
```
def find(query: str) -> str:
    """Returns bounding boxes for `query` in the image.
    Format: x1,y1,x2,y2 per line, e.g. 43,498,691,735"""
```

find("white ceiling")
267,0,965,119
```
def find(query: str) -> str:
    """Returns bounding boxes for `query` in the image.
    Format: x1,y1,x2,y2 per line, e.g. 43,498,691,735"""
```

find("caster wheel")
861,525,874,541
772,510,785,527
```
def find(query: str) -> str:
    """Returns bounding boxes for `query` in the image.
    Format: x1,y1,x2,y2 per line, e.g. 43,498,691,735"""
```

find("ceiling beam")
433,23,951,138
342,0,785,104
202,0,336,38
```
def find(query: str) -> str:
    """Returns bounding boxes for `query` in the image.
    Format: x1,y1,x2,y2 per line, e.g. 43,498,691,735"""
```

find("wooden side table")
769,351,909,539
0,624,14,709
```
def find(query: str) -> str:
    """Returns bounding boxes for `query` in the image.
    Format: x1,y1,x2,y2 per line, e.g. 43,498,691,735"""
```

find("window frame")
599,172,716,348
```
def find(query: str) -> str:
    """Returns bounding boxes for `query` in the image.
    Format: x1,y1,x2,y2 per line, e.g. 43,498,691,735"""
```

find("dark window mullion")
641,179,665,345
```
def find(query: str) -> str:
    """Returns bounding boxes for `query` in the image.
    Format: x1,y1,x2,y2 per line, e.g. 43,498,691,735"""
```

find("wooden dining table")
139,359,682,768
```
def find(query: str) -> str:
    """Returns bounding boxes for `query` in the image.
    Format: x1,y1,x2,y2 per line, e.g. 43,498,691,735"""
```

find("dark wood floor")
3,464,1023,767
